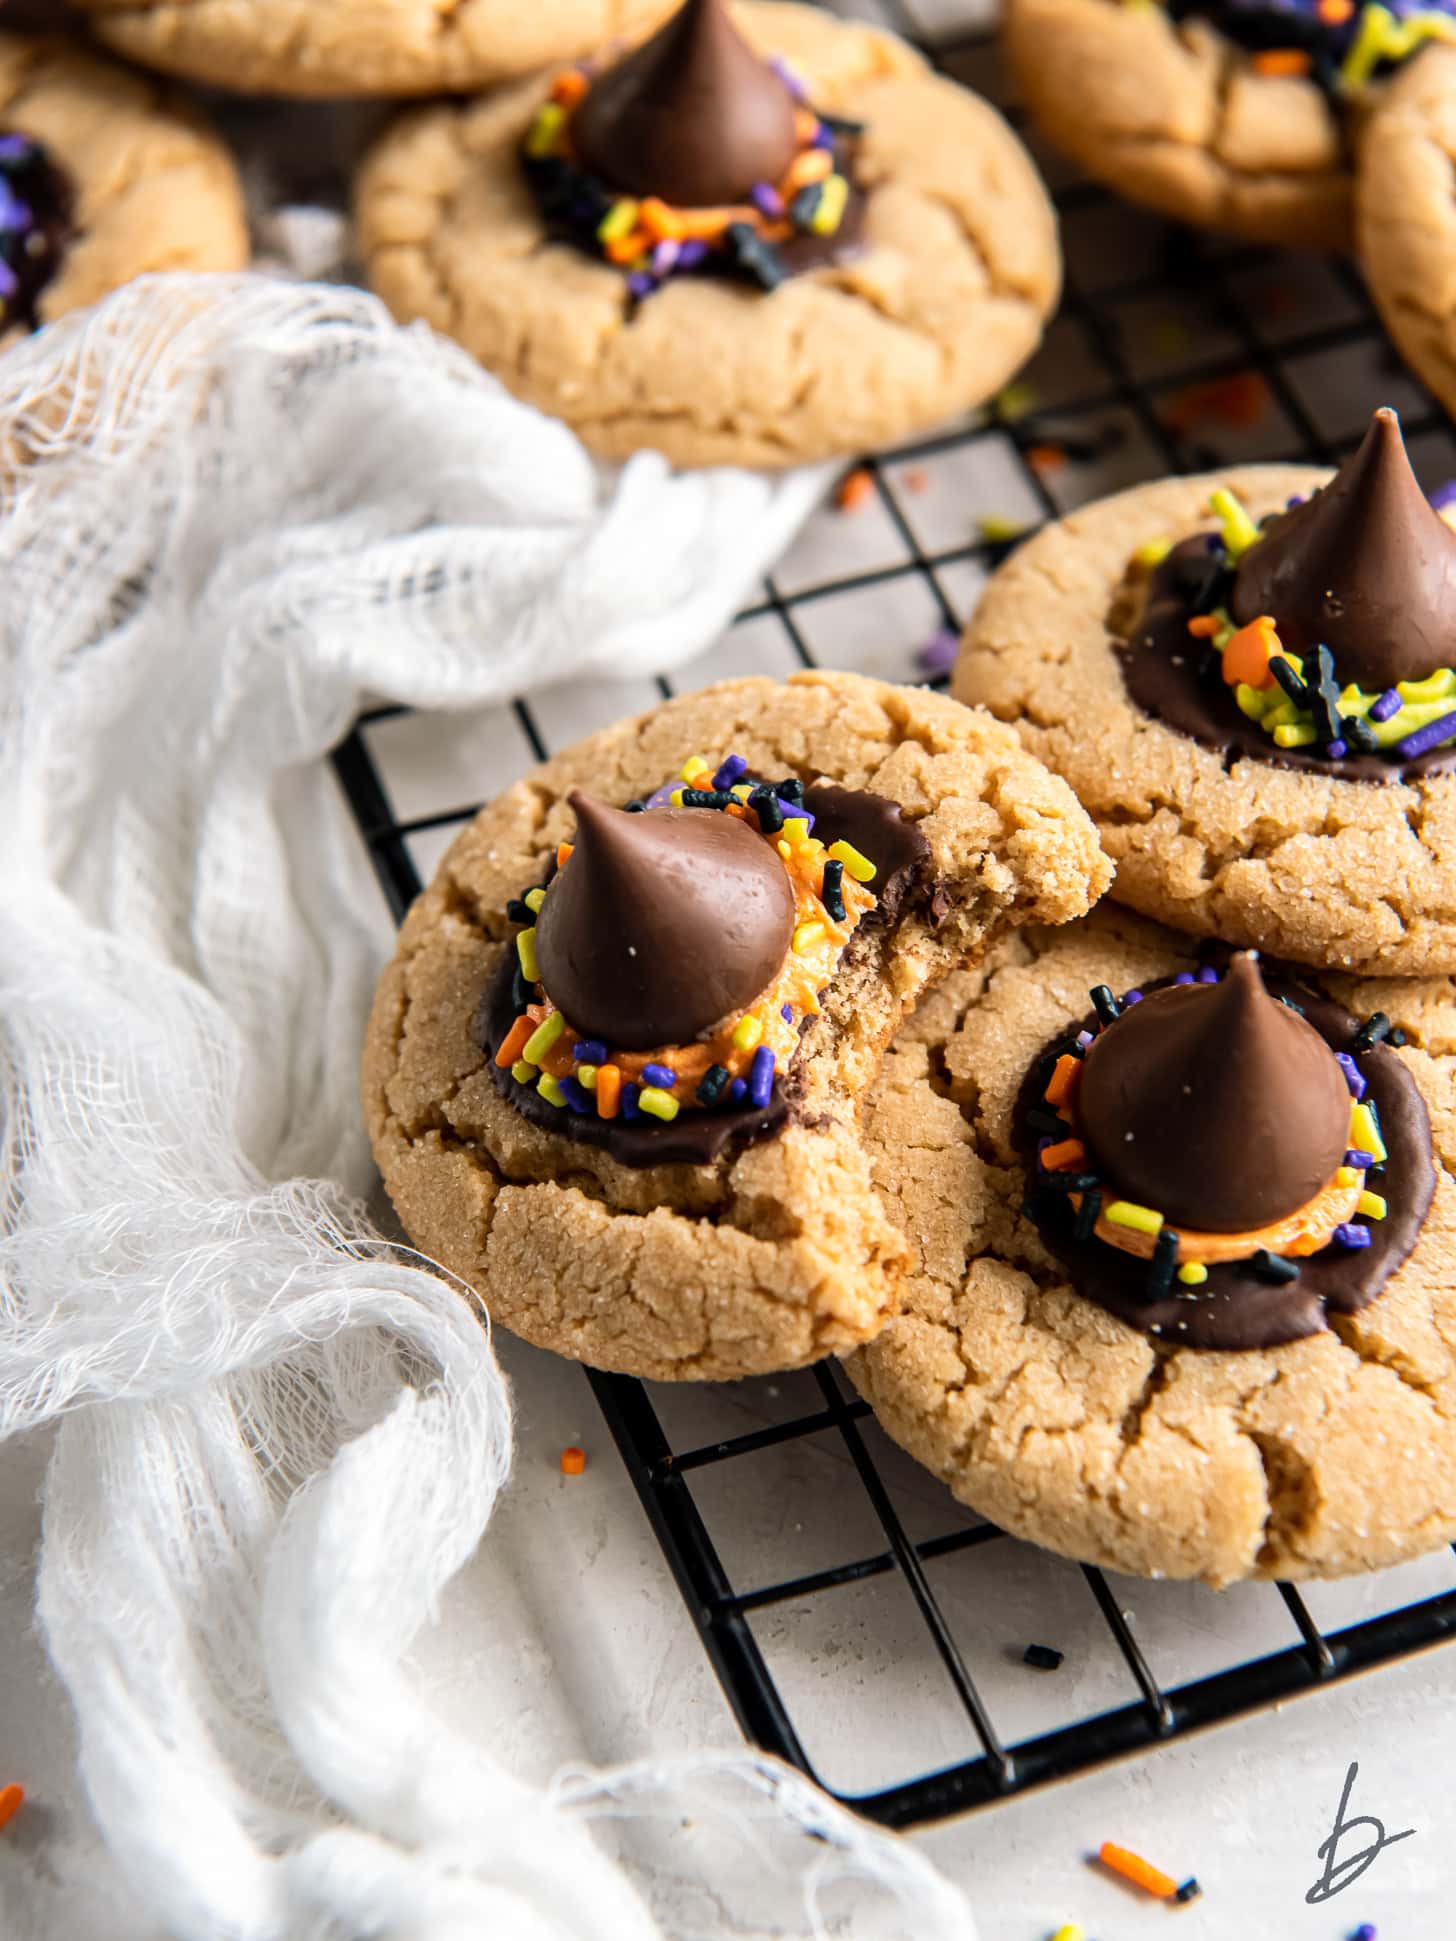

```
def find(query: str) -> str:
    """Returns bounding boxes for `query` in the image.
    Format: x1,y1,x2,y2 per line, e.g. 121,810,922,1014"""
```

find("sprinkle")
835,467,874,512
524,887,548,916
559,1075,593,1113
1208,486,1260,559
495,1013,536,1069
638,1085,680,1121
696,1064,731,1107
1345,1148,1376,1170
1076,1028,1095,1047
729,1077,748,1103
0,1785,23,1835
537,1073,567,1108
1123,990,1143,1006
620,1081,642,1120
1187,614,1222,639
516,928,539,982
1357,1191,1388,1221
777,777,807,806
1177,1261,1208,1286
1147,1227,1180,1299
626,271,655,300
680,787,733,809
560,1445,586,1475
750,181,784,219
680,755,711,784
733,1013,764,1052
750,785,785,833
1344,714,1380,754
595,1065,622,1118
1253,1249,1300,1283
1327,739,1348,761
1197,965,1220,983
1350,1100,1387,1163
597,198,641,244
641,1062,677,1089
1350,1012,1392,1053
1333,1223,1373,1249
821,857,846,921
1253,46,1311,73
1073,1187,1102,1240
749,1044,776,1108
916,626,960,677
809,172,849,235
1043,1172,1101,1194
1098,1842,1178,1899
1027,1106,1070,1137
1105,1201,1163,1236
782,815,814,847
1274,722,1318,748
1174,1878,1202,1904
570,1038,606,1066
1352,1925,1377,1940
827,839,876,884
1173,971,1195,985
1134,536,1172,566
1394,709,1456,761
977,514,1025,545
1221,614,1281,689
1090,984,1121,1025
524,102,568,158
577,1065,598,1089
511,1059,536,1084
1041,1137,1088,1172
1044,1053,1082,1108
712,753,749,791
1023,1643,1064,1671
1050,1927,1083,1941
793,919,826,953
523,1009,566,1064
1337,1052,1367,1100
624,799,646,813
506,896,534,923
725,221,785,290
1370,688,1403,723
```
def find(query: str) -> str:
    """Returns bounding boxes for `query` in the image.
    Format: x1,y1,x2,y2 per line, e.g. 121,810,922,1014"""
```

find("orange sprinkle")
1098,1842,1178,1899
1027,443,1066,474
1041,1137,1087,1172
494,1013,535,1069
557,841,574,868
835,467,874,511
560,1445,586,1476
1044,1053,1082,1109
1221,614,1280,689
1319,0,1353,19
1252,47,1311,75
784,146,834,192
0,1785,23,1835
549,69,589,106
605,230,649,265
794,106,820,143
640,196,685,241
902,467,929,494
595,1063,622,1119
1186,613,1221,638
670,204,753,240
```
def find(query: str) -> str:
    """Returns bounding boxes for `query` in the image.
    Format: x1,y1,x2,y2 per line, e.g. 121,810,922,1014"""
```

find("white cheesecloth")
0,273,976,1941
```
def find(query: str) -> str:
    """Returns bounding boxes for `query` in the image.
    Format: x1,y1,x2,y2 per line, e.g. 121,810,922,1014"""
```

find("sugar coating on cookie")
851,906,1456,1585
357,3,1060,468
362,672,1110,1383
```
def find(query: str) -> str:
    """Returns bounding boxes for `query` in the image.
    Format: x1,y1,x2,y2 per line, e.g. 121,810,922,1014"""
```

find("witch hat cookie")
571,0,798,206
958,407,1456,974
362,672,1108,1382
357,4,1059,467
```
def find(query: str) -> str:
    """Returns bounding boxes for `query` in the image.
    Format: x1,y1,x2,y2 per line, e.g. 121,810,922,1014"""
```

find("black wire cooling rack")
333,7,1456,1831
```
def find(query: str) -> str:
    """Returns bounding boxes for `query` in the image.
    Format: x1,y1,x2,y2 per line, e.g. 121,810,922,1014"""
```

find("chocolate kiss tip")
1077,951,1352,1234
1232,405,1456,691
534,787,796,1052
570,0,799,209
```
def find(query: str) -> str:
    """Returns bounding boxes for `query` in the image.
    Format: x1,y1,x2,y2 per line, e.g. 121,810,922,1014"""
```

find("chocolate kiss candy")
1232,407,1456,689
1077,953,1351,1233
571,0,799,208
534,790,796,1050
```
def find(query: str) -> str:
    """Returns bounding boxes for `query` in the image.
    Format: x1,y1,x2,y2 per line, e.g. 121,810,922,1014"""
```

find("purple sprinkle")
748,1044,776,1108
1345,1148,1376,1169
811,123,836,149
626,271,656,300
641,1062,676,1090
916,626,960,677
651,239,680,276
620,1082,642,1121
1430,480,1456,513
0,257,16,302
1370,688,1402,723
1123,990,1143,1006
573,1039,608,1065
770,55,806,98
676,239,711,270
1173,971,1196,985
1197,966,1220,983
1394,709,1456,762
729,1076,748,1103
1285,493,1306,509
781,1003,794,1022
0,135,32,162
559,1076,593,1114
1075,1029,1095,1047
1352,1925,1378,1941
1326,739,1347,761
1332,1223,1373,1250
750,182,784,219
0,179,30,234
1037,1137,1056,1158
1336,1051,1367,1101
774,796,810,829
644,779,679,810
712,753,749,790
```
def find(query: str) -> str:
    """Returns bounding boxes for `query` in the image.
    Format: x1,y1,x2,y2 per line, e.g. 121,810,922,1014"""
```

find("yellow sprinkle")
1051,1926,1085,1941
638,1085,680,1121
776,839,792,861
516,927,539,982
1235,682,1273,721
577,1064,598,1090
670,788,686,806
1397,667,1456,704
1134,537,1172,567
809,172,849,236
793,920,826,953
524,887,546,913
1105,1200,1164,1236
732,783,754,801
1261,698,1301,730
536,1073,567,1108
524,103,566,158
1350,1100,1388,1163
1336,1165,1361,1189
732,1013,764,1052
1273,722,1319,748
510,1060,536,1084
1176,1262,1208,1287
827,838,876,884
523,1009,565,1064
1208,485,1260,559
1357,1190,1388,1221
680,754,711,783
782,816,812,848
597,198,641,244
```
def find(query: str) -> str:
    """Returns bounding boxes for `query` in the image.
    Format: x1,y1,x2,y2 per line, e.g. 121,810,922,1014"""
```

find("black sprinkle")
1174,1879,1202,1905
818,110,867,135
1310,644,1343,744
1090,984,1122,1026
505,897,534,925
680,788,734,809
822,857,846,922
1027,1106,1070,1137
1022,1191,1058,1225
749,784,785,834
776,777,806,805
790,183,823,229
695,1064,731,1107
1042,1172,1101,1194
1253,1249,1300,1284
725,222,785,290
511,966,533,1011
1073,1187,1102,1241
624,799,646,813
1389,1025,1408,1048
1350,1012,1392,1053
1343,714,1380,754
1022,1643,1063,1671
1268,656,1310,708
1146,1227,1180,1300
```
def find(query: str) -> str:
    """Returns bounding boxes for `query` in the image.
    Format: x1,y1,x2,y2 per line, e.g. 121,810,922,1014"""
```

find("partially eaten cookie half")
363,671,1108,1381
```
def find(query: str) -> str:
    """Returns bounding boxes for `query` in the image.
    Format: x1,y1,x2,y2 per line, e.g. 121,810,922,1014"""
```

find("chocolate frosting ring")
1013,969,1436,1351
